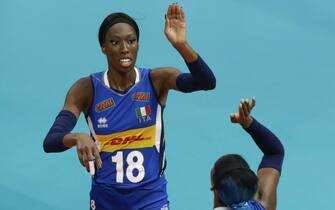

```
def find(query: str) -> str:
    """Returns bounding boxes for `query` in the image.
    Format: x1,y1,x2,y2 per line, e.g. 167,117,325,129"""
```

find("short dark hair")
212,154,258,206
98,12,140,47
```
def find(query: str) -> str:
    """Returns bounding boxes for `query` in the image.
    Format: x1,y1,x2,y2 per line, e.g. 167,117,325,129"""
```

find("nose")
120,41,129,54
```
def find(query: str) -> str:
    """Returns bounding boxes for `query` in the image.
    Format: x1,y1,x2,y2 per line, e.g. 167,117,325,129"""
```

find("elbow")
43,137,51,153
207,78,216,90
203,76,216,91
278,139,285,157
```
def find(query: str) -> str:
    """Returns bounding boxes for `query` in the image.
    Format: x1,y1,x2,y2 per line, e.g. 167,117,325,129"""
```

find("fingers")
93,147,103,169
88,160,95,176
250,96,256,110
78,147,92,170
240,97,256,115
180,7,185,21
167,4,173,19
167,3,184,20
239,102,246,120
241,99,249,117
76,136,102,173
230,113,238,123
77,152,85,167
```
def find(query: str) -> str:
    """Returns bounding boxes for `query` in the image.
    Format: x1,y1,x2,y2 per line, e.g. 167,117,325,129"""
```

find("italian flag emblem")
136,105,151,118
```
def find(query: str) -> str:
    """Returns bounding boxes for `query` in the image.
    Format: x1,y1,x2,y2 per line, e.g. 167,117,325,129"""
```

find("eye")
128,38,137,45
110,40,119,45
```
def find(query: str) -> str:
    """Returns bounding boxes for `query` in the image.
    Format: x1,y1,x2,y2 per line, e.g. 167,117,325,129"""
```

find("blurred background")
1,0,335,209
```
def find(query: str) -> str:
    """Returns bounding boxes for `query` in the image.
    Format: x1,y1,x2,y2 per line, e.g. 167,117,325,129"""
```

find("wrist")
242,117,253,129
173,41,188,51
63,133,82,148
174,41,198,63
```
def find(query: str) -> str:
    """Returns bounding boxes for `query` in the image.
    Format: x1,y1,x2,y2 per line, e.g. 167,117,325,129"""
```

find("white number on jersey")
111,150,145,183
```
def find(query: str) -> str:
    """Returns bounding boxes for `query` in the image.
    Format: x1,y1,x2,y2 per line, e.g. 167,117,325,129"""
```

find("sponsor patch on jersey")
95,98,115,112
96,125,156,152
132,92,150,102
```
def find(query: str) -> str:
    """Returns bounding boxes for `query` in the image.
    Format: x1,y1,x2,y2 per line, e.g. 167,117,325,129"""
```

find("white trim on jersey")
214,207,231,210
87,116,101,151
155,104,162,152
161,141,166,170
103,67,140,88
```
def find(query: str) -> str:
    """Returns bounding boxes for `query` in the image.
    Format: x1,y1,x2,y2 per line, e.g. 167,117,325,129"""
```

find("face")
102,23,139,74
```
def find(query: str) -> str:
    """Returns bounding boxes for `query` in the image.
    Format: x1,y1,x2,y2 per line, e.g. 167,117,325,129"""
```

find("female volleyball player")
211,98,284,210
43,3,216,210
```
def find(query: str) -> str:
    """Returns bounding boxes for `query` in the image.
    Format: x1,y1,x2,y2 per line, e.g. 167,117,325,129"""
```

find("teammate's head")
211,154,258,207
98,12,140,47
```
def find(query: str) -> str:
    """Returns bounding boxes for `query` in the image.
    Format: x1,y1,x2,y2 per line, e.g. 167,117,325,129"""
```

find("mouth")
119,57,132,68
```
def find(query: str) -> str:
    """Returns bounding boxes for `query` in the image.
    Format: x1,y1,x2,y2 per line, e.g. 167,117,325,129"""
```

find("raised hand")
164,3,186,47
230,97,256,128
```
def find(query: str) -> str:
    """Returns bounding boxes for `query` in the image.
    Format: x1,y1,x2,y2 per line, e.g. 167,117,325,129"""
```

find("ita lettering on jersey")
135,105,151,123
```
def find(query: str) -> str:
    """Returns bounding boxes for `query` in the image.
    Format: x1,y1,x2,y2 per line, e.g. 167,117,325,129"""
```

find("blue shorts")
89,177,169,210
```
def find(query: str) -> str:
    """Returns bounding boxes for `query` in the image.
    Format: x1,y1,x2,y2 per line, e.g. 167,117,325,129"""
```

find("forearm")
244,118,285,172
175,43,216,93
174,41,198,63
43,110,77,153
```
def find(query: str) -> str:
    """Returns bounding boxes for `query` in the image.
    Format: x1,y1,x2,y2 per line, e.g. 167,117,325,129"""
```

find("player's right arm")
231,98,285,210
43,77,102,170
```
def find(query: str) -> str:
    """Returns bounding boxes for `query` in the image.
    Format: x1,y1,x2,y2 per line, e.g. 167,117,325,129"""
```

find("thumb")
164,14,170,31
230,113,238,123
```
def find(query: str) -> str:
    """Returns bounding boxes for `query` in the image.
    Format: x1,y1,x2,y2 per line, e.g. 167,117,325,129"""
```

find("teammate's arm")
150,3,216,105
43,77,102,170
231,98,284,210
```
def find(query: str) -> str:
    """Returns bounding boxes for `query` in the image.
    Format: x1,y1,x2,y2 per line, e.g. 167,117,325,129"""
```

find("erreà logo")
132,92,150,102
97,117,108,128
95,98,115,112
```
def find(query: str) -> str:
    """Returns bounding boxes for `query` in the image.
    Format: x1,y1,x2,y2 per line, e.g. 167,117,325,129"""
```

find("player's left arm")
150,3,216,105
232,98,284,210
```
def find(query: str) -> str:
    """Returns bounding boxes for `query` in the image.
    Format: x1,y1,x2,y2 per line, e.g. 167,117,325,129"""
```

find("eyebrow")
109,33,136,39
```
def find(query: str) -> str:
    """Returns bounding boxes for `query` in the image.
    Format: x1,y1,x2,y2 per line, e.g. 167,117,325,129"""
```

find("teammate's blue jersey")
231,200,265,210
215,200,265,210
86,68,166,189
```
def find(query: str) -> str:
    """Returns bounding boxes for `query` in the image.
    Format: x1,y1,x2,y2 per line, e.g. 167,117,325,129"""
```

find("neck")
107,67,136,91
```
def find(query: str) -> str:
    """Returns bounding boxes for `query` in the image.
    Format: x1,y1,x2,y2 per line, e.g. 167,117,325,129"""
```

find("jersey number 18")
111,150,145,183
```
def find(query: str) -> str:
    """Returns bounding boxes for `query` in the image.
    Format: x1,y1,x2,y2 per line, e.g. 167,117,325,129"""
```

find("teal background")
1,0,335,209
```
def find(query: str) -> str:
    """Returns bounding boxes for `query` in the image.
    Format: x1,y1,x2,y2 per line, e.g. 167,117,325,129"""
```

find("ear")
101,46,106,54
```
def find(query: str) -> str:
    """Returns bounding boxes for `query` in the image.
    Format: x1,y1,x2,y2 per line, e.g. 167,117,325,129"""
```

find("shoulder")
74,76,92,88
69,76,93,96
64,76,93,116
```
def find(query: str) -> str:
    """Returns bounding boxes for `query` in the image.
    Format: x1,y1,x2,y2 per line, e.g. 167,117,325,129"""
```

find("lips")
119,57,132,68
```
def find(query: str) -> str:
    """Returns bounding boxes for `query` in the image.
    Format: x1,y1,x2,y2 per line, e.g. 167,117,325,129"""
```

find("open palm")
165,4,186,46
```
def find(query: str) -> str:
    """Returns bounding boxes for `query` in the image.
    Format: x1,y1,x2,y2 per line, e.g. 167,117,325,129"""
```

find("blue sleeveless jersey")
230,200,265,210
86,68,166,189
215,200,265,210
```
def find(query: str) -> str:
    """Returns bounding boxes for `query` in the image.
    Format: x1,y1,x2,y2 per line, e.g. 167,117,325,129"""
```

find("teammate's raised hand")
164,3,186,47
230,97,256,129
